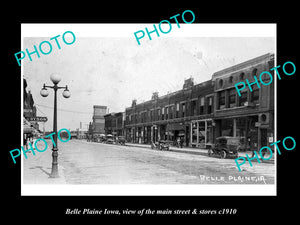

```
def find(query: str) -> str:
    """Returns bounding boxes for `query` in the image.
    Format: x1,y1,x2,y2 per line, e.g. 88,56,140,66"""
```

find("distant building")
104,112,124,136
90,105,107,135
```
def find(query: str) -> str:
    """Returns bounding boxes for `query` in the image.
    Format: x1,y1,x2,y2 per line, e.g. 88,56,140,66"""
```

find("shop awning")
23,124,33,133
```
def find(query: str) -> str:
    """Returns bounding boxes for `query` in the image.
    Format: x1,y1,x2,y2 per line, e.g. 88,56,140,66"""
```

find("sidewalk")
22,139,66,184
125,142,275,163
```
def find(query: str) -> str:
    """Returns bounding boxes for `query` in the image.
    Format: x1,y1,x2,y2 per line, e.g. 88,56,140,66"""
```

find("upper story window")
218,79,224,88
228,88,236,108
250,85,259,104
199,97,205,114
169,105,173,119
239,90,248,106
176,103,179,118
240,72,245,80
191,100,197,116
218,91,225,110
182,103,186,117
207,97,213,114
165,107,169,120
157,108,161,120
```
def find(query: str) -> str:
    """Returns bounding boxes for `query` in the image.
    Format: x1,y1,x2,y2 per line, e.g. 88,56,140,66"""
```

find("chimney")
132,99,137,107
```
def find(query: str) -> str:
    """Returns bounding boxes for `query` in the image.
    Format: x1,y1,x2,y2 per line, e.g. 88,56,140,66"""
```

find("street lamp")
40,73,70,178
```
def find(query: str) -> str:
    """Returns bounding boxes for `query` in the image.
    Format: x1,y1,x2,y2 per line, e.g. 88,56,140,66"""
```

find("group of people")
23,134,36,151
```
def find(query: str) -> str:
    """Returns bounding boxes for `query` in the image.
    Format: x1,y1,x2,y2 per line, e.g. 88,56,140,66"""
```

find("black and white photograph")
21,24,276,195
4,3,299,222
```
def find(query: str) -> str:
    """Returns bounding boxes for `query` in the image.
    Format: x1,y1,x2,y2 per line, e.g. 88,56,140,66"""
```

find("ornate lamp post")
40,73,70,178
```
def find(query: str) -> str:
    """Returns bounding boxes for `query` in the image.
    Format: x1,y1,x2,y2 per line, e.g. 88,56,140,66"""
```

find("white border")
21,23,277,196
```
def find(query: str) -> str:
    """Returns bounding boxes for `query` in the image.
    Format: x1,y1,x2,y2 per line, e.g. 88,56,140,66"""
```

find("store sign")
26,116,48,122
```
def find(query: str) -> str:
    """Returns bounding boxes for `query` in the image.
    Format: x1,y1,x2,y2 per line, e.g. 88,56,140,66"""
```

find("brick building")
212,53,275,151
124,53,275,150
104,112,124,136
124,77,214,147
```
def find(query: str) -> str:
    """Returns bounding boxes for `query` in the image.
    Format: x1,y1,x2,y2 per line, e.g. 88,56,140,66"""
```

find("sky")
23,32,275,132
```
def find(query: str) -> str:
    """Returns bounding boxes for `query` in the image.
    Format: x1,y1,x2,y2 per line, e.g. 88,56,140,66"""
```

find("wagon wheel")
220,150,226,159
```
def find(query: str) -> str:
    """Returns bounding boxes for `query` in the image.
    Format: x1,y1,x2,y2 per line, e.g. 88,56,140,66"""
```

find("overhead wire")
35,104,93,115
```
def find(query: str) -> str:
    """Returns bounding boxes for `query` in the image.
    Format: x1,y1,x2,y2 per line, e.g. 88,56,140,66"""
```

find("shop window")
236,118,247,137
206,121,213,144
198,121,205,144
221,119,233,136
218,91,225,109
191,122,197,143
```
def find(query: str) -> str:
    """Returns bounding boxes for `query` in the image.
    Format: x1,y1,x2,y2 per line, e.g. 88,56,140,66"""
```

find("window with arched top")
252,68,258,76
240,72,245,80
219,79,224,88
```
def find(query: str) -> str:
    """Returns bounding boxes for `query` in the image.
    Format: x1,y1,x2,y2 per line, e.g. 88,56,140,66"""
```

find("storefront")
215,115,274,152
166,122,189,146
190,119,213,148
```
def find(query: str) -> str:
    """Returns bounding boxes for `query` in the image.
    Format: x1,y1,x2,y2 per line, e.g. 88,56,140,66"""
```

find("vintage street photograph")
21,24,276,195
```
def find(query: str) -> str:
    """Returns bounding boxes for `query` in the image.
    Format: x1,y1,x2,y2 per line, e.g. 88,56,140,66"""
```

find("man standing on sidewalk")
180,137,184,148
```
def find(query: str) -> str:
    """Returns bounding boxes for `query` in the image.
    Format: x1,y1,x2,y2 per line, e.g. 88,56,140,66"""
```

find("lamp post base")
49,166,59,178
50,147,59,178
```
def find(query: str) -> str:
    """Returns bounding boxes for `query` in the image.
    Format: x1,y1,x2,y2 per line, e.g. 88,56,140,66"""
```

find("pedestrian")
24,135,28,150
180,137,184,148
177,137,180,148
251,141,258,158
